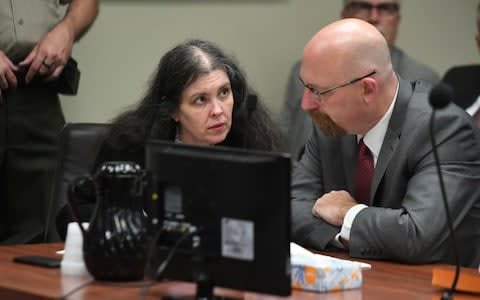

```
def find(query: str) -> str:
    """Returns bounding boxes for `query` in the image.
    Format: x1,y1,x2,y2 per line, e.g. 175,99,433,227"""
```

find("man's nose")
368,8,380,23
301,90,319,111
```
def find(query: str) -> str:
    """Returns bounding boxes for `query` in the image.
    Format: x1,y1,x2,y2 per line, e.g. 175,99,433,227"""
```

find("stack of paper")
290,242,371,292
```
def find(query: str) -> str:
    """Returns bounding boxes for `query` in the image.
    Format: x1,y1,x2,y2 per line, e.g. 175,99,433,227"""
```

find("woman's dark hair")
107,39,284,152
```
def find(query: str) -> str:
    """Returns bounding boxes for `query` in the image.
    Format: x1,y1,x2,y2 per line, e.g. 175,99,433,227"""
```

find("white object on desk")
61,222,91,276
290,242,371,270
290,242,370,292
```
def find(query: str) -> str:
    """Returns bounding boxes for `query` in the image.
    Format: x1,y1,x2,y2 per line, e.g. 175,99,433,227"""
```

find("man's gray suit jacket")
291,78,480,268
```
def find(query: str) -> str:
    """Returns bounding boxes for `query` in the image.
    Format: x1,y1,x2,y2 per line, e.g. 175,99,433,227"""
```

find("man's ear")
362,78,377,103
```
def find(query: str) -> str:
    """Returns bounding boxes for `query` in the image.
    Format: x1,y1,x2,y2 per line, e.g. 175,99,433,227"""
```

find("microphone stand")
429,110,460,300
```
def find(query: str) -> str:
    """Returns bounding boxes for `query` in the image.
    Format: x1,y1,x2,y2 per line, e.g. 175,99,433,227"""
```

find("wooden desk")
0,243,478,300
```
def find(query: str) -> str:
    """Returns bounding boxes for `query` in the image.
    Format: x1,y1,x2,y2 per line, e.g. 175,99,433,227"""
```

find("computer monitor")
145,140,291,298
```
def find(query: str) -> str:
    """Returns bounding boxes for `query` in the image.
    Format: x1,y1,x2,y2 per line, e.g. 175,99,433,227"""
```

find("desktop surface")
1,243,479,300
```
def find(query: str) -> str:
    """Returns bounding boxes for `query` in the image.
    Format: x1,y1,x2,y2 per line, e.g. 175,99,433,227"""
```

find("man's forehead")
299,54,335,85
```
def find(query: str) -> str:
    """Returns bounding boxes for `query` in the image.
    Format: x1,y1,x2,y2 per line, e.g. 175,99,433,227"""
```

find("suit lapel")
341,135,358,193
370,77,413,204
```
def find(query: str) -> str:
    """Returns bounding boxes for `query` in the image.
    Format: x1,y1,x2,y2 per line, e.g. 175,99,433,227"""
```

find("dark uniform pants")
0,85,65,244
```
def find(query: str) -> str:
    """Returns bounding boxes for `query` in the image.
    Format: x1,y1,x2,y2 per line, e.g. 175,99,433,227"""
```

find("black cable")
139,226,199,300
142,222,166,282
154,230,197,280
429,111,460,300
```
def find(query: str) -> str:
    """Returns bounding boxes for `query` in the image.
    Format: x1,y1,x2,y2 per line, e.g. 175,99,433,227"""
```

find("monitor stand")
164,250,242,300
162,272,242,300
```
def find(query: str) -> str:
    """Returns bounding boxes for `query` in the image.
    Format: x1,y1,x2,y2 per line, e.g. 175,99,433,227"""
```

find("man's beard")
308,111,347,137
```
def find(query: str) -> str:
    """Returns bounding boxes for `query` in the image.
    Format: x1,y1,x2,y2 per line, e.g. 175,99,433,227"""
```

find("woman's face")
172,69,234,145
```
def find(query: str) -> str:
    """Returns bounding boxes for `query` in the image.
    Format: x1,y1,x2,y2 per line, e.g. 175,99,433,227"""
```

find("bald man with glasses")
279,0,440,160
291,18,480,268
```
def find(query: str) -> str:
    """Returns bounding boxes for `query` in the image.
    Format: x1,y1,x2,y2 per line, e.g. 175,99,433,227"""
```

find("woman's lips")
209,123,224,129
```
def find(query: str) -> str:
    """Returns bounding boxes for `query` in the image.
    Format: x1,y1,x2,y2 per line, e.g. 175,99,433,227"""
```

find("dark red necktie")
354,139,374,205
473,109,480,127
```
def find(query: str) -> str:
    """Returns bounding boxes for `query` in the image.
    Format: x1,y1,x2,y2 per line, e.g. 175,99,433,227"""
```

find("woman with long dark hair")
56,39,284,239
107,39,282,151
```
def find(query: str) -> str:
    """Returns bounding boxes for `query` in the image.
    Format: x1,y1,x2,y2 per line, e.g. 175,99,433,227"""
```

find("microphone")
428,83,459,300
429,83,453,109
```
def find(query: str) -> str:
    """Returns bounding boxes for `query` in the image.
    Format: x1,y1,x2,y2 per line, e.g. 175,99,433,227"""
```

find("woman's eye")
219,87,230,98
193,96,206,104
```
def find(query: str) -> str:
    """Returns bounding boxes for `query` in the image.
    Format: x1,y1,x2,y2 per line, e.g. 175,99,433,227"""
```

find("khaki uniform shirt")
0,0,68,62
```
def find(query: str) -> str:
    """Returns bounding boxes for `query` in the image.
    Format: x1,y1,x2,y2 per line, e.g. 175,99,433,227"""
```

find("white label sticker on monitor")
221,218,254,261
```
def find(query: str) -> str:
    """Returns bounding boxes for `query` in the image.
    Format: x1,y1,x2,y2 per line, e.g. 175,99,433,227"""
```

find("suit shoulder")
443,64,480,80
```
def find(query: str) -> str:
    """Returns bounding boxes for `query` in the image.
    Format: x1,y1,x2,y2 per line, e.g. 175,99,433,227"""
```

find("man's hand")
0,51,18,97
312,190,357,226
17,0,98,85
19,20,75,84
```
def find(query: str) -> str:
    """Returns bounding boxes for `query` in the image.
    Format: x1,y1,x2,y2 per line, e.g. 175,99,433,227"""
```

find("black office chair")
45,123,110,242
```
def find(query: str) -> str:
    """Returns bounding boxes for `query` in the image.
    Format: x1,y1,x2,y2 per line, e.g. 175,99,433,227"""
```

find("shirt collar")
357,80,399,166
466,94,480,116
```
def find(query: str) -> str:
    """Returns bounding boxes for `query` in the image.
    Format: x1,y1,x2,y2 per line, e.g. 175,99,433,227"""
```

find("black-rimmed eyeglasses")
345,1,400,17
300,70,376,102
